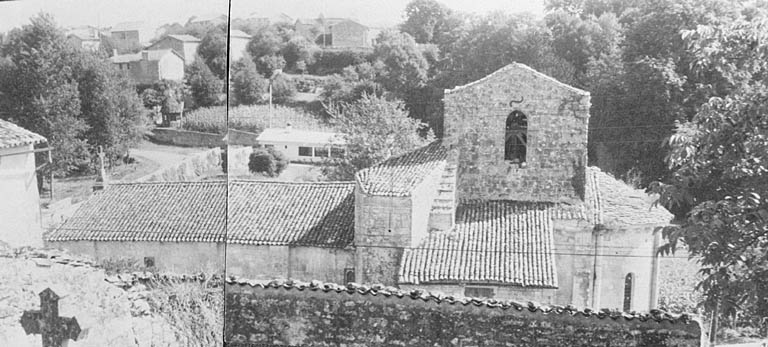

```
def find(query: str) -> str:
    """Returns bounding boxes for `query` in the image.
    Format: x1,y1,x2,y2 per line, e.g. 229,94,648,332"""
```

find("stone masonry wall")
444,63,590,203
149,128,225,148
225,281,703,347
354,190,411,285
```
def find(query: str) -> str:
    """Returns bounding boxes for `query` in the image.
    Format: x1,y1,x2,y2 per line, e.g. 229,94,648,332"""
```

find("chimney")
141,51,149,60
93,146,109,192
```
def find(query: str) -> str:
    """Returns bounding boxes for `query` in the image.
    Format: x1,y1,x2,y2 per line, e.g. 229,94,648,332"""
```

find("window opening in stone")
344,268,355,284
623,273,633,312
505,111,527,164
144,257,155,268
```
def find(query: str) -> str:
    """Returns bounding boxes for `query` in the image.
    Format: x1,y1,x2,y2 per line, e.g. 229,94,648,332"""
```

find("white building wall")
158,54,185,81
258,140,344,163
0,144,43,248
229,37,250,62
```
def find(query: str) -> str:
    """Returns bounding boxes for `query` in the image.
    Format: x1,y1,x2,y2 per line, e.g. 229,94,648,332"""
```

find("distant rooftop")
166,34,201,42
111,21,145,32
229,29,251,38
110,49,181,63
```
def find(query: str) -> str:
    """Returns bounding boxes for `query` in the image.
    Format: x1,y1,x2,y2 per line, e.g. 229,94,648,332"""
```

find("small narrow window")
623,273,633,312
344,268,355,284
505,111,527,163
144,257,155,268
298,146,312,157
264,144,274,149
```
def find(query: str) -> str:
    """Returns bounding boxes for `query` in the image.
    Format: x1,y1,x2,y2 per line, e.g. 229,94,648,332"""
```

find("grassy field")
181,105,336,135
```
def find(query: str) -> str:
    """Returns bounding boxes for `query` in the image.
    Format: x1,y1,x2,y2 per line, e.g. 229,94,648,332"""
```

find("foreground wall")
0,144,43,248
225,280,703,347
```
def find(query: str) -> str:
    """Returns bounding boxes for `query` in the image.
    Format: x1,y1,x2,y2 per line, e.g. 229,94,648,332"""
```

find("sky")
0,0,544,33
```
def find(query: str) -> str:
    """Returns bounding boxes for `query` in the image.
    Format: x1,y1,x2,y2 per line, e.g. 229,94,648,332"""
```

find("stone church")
47,63,672,313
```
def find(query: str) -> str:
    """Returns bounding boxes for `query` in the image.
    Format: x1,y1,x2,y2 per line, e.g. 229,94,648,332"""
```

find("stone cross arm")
20,288,86,347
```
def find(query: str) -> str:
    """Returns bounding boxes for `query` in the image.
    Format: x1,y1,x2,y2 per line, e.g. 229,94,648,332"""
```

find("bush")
248,147,288,177
308,49,373,75
270,74,296,104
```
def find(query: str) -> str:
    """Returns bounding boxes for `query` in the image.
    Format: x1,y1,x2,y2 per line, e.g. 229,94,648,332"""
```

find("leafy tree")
650,16,768,327
256,54,286,77
281,36,318,72
400,0,452,43
372,30,429,97
0,14,91,175
248,147,288,177
186,59,224,108
247,28,285,61
231,54,268,106
197,25,228,80
322,94,434,180
270,74,296,104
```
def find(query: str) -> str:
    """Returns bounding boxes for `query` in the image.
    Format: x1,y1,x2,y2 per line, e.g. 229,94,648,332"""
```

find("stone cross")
20,288,84,347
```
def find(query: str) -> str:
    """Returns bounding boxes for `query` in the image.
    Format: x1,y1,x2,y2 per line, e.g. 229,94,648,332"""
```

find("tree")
650,16,768,328
248,147,288,177
322,94,434,180
247,28,284,61
186,59,224,108
231,54,268,106
372,30,429,97
197,25,227,80
400,0,451,43
281,36,318,73
270,74,296,104
256,54,286,77
0,14,91,175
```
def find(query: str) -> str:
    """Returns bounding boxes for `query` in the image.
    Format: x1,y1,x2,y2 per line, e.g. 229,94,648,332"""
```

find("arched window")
344,268,355,284
623,273,634,312
505,111,527,163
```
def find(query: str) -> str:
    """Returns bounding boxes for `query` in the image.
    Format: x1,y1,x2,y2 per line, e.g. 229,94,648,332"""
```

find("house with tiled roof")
147,34,201,65
294,16,370,48
110,49,185,85
109,21,154,53
46,180,356,283
0,119,47,248
229,29,251,62
66,26,102,52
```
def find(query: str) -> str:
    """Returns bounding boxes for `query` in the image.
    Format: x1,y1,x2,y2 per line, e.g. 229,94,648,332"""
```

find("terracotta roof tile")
0,119,47,149
356,141,447,197
47,182,227,243
585,167,673,225
47,181,356,248
227,180,355,247
399,200,559,288
226,278,699,326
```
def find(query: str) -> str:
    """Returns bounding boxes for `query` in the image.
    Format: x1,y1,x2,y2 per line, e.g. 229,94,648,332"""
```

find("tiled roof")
257,128,345,145
585,167,673,226
111,21,145,32
227,181,355,247
47,182,227,243
400,201,559,287
46,180,356,248
0,119,47,149
445,63,589,96
226,278,699,325
229,30,251,38
356,141,448,197
167,34,201,42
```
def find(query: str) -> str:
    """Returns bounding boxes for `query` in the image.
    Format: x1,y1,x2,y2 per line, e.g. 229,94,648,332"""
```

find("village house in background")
109,21,154,53
44,64,672,313
147,34,201,65
256,125,346,163
110,49,185,85
66,26,103,52
228,29,251,62
294,16,370,48
188,13,228,27
0,119,47,248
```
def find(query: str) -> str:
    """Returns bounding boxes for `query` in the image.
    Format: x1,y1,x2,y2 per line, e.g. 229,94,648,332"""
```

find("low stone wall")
136,148,222,182
227,129,261,147
148,128,224,148
225,280,703,347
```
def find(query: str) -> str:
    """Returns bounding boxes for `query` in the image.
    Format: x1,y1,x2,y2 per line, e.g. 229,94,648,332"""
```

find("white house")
0,119,47,248
256,125,345,163
229,29,252,63
111,49,185,85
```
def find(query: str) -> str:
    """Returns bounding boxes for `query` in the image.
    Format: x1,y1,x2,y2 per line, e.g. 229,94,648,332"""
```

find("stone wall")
225,280,703,347
225,244,355,284
136,147,222,182
444,63,590,203
148,128,225,148
354,191,411,285
227,145,253,176
227,129,261,147
331,21,368,48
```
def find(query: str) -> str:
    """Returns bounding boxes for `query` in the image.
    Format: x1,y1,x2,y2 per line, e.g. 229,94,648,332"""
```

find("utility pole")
269,69,282,128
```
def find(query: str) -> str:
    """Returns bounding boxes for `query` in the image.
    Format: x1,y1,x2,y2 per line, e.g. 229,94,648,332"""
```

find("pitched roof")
0,119,47,149
111,21,145,32
167,34,201,42
356,141,448,197
47,182,227,243
229,29,251,38
227,278,700,326
445,63,589,96
47,181,356,248
256,128,344,145
110,49,182,64
227,181,355,247
399,201,561,288
585,167,673,226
